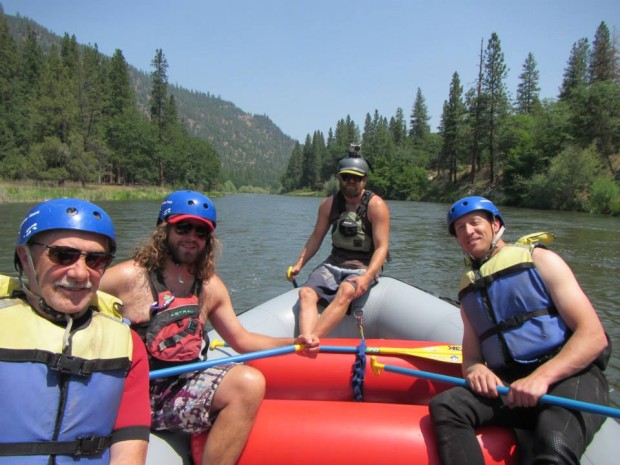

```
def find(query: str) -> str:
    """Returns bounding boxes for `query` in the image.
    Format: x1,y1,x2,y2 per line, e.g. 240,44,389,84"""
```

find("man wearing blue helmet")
100,190,318,465
429,196,610,464
1,198,151,464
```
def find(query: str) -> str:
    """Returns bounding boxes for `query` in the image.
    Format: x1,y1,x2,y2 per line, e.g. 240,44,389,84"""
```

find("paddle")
149,345,302,379
370,357,620,419
286,266,299,288
210,339,463,364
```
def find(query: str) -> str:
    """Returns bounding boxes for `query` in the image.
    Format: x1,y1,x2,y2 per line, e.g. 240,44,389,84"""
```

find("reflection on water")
1,195,618,407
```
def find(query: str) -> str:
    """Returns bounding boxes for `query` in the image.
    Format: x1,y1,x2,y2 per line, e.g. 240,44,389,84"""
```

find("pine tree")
559,38,590,100
409,88,430,146
482,32,509,183
106,49,135,117
440,72,466,183
515,52,541,114
150,48,169,186
590,21,616,83
389,107,407,147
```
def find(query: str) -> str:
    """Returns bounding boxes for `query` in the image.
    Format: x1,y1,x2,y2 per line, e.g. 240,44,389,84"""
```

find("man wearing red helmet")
101,190,318,465
429,196,610,464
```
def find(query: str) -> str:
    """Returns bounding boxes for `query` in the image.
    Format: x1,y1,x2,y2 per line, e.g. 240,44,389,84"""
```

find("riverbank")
0,181,205,203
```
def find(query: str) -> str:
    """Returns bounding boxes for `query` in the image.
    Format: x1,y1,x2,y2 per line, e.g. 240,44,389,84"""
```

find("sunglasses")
30,242,115,270
340,174,364,182
174,222,210,239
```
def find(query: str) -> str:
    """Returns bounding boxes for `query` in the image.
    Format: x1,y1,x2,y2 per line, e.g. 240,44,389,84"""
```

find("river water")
1,194,618,407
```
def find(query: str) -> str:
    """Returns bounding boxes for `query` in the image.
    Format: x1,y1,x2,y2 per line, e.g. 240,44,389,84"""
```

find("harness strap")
478,307,559,342
0,436,111,457
458,262,534,300
0,348,131,376
157,319,201,351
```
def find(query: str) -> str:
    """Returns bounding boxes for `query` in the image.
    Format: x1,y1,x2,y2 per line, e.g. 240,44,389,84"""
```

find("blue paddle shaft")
149,345,298,379
382,364,620,419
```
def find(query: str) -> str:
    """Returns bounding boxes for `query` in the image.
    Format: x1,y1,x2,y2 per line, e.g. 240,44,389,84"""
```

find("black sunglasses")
30,242,114,270
174,222,210,239
340,173,364,182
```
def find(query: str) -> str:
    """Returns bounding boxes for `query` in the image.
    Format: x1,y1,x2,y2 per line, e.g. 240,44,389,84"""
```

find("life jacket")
329,190,375,264
0,275,132,465
135,271,207,371
458,243,570,371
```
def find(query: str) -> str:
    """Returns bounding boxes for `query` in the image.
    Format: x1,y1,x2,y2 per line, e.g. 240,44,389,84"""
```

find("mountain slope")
6,11,296,188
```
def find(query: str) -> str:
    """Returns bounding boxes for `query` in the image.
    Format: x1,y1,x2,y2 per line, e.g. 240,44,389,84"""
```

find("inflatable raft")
147,277,620,465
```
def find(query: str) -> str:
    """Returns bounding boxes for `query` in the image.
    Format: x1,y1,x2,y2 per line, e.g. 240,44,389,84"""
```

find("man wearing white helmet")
1,198,150,464
287,145,390,339
429,196,610,465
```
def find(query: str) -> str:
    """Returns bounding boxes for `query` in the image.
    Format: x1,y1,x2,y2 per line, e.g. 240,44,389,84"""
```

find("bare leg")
298,286,320,335
311,281,356,338
202,365,265,465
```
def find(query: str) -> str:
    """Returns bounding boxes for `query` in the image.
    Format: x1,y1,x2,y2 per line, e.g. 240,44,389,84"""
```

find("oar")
210,339,462,363
320,344,462,363
149,345,302,379
286,266,299,288
370,357,620,419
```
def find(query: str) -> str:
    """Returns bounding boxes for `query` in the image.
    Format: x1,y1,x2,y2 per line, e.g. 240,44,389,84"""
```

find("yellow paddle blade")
370,345,462,363
516,232,555,246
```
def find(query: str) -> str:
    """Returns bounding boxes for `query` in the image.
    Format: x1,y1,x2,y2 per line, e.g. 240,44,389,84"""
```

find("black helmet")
338,156,370,176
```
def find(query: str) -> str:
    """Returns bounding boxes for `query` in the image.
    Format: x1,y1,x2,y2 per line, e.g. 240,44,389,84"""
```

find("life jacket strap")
478,307,558,342
0,435,111,457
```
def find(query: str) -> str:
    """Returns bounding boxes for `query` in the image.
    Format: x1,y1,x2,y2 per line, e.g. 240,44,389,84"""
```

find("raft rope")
351,338,367,401
354,308,365,339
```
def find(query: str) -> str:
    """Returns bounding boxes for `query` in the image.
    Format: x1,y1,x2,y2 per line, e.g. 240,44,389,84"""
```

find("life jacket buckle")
74,435,111,456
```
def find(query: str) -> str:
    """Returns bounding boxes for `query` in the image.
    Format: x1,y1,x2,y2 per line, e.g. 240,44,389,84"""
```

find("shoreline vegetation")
0,181,323,204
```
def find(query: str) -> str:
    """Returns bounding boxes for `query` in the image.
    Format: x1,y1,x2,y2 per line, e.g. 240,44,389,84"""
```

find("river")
1,194,618,407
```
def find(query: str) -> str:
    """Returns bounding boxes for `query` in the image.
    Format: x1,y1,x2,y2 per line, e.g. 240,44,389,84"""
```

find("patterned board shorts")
151,363,237,434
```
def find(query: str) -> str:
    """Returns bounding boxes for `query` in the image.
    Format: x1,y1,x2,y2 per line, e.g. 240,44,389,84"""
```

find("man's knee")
336,280,357,300
534,430,582,465
298,286,318,303
220,365,266,403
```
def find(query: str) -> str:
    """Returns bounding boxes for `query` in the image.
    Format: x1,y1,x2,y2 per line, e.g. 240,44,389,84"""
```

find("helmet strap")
465,224,505,270
19,246,76,323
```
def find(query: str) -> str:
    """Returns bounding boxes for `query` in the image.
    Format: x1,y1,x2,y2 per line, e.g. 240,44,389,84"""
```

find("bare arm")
203,275,319,352
289,197,332,276
507,247,608,406
461,309,504,398
100,260,140,303
110,440,147,465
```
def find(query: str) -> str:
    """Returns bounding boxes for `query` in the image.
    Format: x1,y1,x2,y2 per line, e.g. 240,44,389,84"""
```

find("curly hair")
133,223,220,281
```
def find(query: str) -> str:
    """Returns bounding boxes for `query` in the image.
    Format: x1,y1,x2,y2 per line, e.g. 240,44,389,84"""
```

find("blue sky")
2,1,618,142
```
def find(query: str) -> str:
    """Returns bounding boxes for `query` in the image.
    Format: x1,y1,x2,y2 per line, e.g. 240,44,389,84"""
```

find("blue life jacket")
458,244,570,370
0,275,132,465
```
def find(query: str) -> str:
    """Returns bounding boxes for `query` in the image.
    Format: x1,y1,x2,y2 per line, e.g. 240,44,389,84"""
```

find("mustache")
54,279,93,290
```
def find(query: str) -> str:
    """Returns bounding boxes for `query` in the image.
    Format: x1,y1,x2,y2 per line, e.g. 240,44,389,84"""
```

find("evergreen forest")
1,6,619,215
282,24,620,215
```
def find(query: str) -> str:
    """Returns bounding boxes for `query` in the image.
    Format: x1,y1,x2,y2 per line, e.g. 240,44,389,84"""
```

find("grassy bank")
0,182,201,203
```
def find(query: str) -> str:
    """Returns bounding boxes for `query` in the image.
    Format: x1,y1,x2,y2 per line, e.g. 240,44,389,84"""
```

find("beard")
341,183,362,198
168,240,204,265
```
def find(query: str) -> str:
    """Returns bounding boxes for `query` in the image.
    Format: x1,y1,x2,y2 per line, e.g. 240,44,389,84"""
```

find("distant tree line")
0,10,219,189
283,23,620,215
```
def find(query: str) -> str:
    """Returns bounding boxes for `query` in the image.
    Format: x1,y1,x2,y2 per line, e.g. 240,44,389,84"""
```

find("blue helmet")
16,198,117,253
447,196,505,236
157,190,217,231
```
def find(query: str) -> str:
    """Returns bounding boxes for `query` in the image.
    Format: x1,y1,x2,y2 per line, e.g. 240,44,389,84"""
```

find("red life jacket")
137,272,207,369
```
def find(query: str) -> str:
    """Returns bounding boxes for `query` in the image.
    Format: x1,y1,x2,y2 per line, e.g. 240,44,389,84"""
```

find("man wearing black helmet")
288,144,390,339
1,198,151,464
429,196,609,464
100,190,318,465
